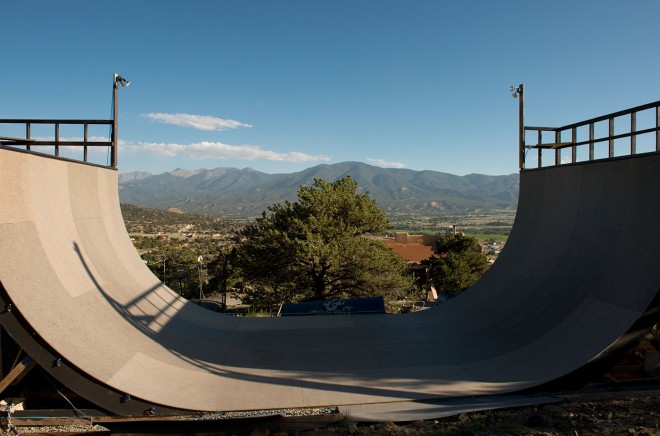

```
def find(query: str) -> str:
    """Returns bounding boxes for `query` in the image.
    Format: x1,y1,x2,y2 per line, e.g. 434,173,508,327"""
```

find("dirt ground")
307,393,659,436
5,392,658,435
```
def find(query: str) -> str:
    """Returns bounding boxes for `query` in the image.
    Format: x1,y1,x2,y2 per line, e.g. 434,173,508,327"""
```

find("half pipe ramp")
0,147,658,415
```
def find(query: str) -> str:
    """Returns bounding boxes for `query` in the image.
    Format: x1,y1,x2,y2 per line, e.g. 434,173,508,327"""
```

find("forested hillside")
119,162,519,218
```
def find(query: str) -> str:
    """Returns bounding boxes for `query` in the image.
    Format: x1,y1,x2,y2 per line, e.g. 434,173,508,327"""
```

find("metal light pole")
111,73,130,168
510,84,525,170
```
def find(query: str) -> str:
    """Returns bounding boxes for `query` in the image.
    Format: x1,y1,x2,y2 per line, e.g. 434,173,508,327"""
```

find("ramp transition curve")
0,148,659,415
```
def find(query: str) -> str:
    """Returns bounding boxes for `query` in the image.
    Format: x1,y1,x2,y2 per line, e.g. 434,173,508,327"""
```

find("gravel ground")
4,395,658,435
318,395,660,436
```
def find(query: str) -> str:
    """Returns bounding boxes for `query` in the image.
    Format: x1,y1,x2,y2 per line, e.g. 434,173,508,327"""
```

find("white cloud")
367,158,407,168
23,135,111,155
561,155,572,165
125,140,331,162
142,113,252,131
30,135,109,142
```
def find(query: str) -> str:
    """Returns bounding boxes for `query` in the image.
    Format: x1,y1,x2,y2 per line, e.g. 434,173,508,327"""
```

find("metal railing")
517,85,660,170
0,73,128,169
0,118,115,168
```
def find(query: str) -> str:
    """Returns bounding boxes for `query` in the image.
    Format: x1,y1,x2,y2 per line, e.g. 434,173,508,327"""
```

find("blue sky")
2,0,659,176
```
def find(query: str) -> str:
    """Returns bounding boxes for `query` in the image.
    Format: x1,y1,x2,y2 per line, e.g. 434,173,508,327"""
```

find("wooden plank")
0,356,35,396
11,417,94,427
11,409,103,419
529,141,574,149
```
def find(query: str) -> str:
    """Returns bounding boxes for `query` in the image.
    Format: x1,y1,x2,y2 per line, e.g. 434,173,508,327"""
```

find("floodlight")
509,84,522,99
116,76,131,87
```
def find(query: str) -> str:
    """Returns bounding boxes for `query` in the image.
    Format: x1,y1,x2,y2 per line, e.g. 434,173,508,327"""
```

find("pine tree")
427,234,488,294
234,176,414,308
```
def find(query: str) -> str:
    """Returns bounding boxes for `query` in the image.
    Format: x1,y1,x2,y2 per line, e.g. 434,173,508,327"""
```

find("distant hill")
118,162,519,218
118,171,152,183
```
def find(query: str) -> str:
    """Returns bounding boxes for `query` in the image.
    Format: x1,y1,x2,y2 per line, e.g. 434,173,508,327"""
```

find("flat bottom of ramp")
339,394,559,422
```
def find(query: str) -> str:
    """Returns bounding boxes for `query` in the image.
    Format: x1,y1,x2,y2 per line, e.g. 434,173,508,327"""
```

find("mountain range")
118,162,519,218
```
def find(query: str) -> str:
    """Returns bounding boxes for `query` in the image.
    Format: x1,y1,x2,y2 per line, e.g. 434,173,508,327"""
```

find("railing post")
84,123,89,163
25,122,31,152
631,112,636,155
517,84,525,171
554,131,561,165
589,123,595,161
55,123,60,157
608,118,614,158
656,105,660,152
537,130,542,169
571,127,577,163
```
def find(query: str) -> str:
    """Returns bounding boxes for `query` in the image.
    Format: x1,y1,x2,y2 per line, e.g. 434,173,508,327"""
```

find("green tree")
205,246,238,305
234,176,414,308
427,234,488,294
143,242,207,300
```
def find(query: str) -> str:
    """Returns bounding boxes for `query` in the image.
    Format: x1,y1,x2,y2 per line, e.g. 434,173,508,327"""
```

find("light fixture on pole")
115,75,131,87
509,84,522,99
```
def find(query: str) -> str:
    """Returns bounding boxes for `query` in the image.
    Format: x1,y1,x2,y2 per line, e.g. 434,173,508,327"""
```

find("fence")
0,118,115,168
517,85,660,170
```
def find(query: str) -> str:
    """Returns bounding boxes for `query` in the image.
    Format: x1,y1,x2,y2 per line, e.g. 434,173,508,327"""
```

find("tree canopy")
234,176,414,308
427,234,488,294
141,243,207,300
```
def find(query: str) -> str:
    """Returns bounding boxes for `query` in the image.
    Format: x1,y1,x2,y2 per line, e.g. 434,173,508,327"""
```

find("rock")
250,426,271,436
410,420,433,428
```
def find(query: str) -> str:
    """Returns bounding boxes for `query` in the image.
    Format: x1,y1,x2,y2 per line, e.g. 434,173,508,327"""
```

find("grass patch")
466,233,509,243
245,308,273,317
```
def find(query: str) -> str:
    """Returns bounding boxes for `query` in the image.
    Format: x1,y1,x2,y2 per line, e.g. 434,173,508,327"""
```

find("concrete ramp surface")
0,148,659,415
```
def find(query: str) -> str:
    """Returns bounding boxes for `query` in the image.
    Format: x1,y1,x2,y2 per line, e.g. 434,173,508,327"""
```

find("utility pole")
198,255,204,300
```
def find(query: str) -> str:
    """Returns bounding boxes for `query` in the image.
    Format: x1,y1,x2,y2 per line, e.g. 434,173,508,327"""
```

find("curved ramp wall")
0,148,658,414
